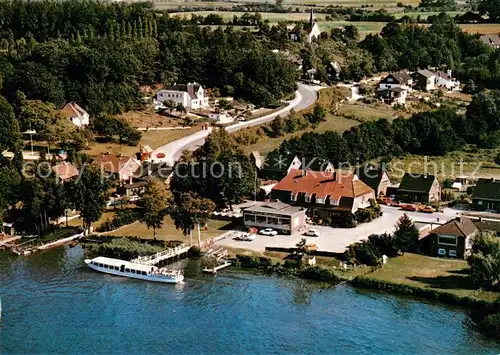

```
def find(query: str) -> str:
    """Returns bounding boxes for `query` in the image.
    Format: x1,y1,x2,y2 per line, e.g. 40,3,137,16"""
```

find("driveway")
218,205,461,253
148,83,320,165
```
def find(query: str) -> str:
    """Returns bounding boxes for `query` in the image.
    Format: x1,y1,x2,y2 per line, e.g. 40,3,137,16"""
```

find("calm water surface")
0,246,499,354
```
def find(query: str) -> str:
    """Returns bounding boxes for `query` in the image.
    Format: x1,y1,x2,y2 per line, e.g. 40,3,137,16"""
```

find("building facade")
396,173,441,203
271,169,375,217
156,82,209,110
243,201,307,235
472,178,500,211
61,102,90,128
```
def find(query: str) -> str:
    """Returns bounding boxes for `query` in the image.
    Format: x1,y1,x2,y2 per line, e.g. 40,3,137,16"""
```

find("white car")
129,195,141,203
305,228,320,237
260,228,278,236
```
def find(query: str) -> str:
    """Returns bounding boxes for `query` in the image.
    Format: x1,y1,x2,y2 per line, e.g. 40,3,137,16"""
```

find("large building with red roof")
271,169,375,216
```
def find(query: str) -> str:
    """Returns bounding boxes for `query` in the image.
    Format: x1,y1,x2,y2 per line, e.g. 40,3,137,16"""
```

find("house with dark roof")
377,72,413,106
472,178,500,211
420,217,478,259
271,169,375,217
412,69,437,91
156,82,209,110
357,168,391,197
258,151,301,180
121,161,174,196
396,173,441,203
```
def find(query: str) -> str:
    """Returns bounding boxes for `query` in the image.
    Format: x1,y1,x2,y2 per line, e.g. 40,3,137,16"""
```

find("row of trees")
275,90,500,166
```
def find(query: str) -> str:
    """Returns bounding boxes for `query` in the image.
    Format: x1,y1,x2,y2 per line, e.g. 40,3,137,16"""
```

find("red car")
401,204,417,212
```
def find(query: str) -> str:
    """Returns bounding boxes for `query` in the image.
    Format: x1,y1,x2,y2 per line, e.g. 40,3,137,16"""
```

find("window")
330,199,339,206
387,78,393,82
125,268,130,273
131,269,136,274
448,250,457,258
115,266,119,271
438,248,446,256
305,194,311,203
438,235,457,246
104,265,108,269
478,200,483,205
142,271,147,276
316,198,324,204
98,263,103,268
290,193,297,202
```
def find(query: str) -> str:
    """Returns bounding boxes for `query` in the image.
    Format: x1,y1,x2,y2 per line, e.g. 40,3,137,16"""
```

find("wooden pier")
131,243,191,265
202,261,232,274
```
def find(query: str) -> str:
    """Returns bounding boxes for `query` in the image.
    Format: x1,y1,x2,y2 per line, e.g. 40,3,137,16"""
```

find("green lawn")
103,216,234,242
366,253,500,302
339,103,399,122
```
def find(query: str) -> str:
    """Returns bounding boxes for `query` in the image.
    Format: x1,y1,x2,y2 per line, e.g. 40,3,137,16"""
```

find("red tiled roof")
271,169,374,199
52,162,79,181
92,155,138,174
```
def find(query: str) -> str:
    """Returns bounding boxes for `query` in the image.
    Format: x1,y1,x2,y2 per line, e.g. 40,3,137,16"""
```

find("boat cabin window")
98,263,103,267
131,269,136,274
104,265,109,269
125,268,130,273
142,271,147,275
114,266,119,271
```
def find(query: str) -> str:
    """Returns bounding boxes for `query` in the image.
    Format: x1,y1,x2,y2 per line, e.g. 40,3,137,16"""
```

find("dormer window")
305,194,311,203
330,198,339,206
316,198,324,204
290,192,297,202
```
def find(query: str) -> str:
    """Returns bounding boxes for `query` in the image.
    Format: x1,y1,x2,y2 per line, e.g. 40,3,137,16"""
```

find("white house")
377,72,412,106
156,82,209,110
435,70,460,91
61,102,90,128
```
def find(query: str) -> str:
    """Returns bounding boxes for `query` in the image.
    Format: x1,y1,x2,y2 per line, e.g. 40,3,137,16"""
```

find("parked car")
377,197,392,205
401,204,417,212
129,195,141,203
305,228,320,237
260,228,278,236
235,233,255,241
419,205,435,213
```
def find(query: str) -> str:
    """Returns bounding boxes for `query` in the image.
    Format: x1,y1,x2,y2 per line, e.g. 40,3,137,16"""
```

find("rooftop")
398,173,437,193
472,178,500,201
430,217,478,238
243,201,305,216
272,169,373,199
61,102,87,119
92,155,138,174
52,162,79,181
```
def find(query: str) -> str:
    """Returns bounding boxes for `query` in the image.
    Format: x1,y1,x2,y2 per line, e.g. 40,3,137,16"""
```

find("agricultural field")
387,148,500,181
84,127,199,157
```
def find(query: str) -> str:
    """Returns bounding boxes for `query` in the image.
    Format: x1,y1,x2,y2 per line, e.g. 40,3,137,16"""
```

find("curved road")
148,83,320,165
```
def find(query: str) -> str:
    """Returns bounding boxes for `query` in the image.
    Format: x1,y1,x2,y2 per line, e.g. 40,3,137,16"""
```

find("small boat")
84,257,184,284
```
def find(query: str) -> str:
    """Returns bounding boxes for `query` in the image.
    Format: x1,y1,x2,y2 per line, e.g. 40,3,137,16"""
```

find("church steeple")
309,8,314,26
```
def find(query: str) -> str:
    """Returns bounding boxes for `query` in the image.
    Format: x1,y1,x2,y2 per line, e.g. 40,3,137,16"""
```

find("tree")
393,214,419,253
468,231,500,288
479,0,500,22
67,165,109,234
140,180,170,239
305,104,326,125
169,192,215,246
0,165,20,219
0,96,21,152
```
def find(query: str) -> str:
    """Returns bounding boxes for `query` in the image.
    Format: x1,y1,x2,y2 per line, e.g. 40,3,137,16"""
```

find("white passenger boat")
84,257,184,284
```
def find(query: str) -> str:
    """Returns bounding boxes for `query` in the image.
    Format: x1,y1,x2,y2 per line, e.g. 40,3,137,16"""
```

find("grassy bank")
353,253,500,303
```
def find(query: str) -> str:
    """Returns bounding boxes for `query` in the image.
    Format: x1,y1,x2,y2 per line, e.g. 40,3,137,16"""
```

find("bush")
482,313,500,336
298,265,340,282
189,245,201,257
495,153,500,166
85,237,165,260
330,213,357,228
96,209,140,232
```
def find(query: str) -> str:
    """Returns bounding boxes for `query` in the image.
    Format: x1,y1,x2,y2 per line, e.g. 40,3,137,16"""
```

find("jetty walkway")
131,243,190,265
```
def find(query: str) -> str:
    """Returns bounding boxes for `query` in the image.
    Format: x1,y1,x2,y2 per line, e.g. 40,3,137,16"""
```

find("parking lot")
218,205,460,253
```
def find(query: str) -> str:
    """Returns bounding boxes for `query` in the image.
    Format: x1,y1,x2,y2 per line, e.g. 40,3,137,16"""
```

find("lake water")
1,246,499,354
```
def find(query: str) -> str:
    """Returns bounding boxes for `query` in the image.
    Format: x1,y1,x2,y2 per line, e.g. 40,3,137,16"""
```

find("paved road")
218,205,461,253
148,83,320,165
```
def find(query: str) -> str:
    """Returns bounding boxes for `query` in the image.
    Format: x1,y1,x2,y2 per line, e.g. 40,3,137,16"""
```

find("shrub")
189,245,201,257
495,153,500,166
482,313,500,336
298,265,340,282
96,209,140,232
